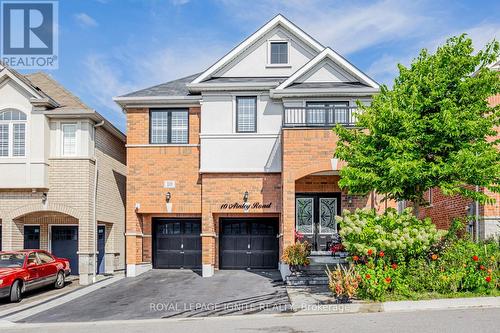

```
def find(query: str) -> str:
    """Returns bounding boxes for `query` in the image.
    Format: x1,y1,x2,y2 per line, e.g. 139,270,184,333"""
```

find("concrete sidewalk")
287,286,500,314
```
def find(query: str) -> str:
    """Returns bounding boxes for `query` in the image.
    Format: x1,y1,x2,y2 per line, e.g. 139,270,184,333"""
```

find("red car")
0,250,71,302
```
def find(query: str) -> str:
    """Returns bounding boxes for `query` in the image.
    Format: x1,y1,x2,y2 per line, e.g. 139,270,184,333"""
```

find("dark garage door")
51,226,79,275
220,218,279,270
153,218,201,269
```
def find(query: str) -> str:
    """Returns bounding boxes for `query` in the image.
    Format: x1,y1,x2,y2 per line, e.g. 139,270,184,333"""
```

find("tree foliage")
334,35,500,209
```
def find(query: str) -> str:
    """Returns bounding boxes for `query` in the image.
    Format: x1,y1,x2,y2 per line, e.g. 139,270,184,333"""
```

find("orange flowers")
352,255,360,262
485,276,492,283
391,263,398,270
365,274,371,280
431,254,438,260
487,268,493,274
472,255,479,262
379,251,385,258
367,249,373,256
384,277,392,284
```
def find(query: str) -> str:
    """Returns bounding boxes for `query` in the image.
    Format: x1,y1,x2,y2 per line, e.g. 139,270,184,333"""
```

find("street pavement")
1,307,499,333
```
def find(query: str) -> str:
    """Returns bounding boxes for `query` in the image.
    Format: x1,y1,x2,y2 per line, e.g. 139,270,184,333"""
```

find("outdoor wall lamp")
166,192,171,203
243,191,249,203
41,192,47,203
347,196,353,204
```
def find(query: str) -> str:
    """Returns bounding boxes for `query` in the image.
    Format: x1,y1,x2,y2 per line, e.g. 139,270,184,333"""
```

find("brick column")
1,217,24,250
201,203,216,277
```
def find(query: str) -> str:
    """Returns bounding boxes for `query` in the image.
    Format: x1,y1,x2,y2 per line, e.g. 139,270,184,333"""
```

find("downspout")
475,185,480,242
93,120,105,283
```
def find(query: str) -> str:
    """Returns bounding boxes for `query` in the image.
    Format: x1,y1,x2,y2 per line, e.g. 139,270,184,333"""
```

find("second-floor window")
236,97,257,133
150,109,189,144
0,109,27,157
62,123,77,156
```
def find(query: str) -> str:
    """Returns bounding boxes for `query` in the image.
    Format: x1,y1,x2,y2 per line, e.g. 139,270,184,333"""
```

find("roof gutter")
270,87,380,98
113,95,201,110
187,82,280,93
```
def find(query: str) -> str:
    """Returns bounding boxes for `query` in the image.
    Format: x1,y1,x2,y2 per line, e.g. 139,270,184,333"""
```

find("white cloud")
170,0,190,5
80,40,229,118
74,13,98,28
218,0,431,55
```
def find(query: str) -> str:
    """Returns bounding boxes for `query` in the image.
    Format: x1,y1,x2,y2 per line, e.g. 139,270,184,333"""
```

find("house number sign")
220,202,272,210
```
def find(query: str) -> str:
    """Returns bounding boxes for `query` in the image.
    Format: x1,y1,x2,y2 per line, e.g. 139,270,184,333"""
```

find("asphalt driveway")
20,269,290,322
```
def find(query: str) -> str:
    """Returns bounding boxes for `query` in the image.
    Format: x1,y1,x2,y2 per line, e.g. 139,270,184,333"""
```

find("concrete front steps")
285,252,348,286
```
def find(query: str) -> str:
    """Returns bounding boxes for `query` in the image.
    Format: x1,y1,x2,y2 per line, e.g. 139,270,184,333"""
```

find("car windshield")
0,253,26,268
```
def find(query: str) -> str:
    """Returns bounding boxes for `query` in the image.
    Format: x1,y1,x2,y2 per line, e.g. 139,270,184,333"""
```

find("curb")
381,296,500,312
291,296,500,315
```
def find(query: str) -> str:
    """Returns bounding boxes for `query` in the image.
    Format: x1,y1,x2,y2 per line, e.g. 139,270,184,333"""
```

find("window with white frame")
269,41,288,65
0,109,27,157
236,96,257,132
61,123,77,156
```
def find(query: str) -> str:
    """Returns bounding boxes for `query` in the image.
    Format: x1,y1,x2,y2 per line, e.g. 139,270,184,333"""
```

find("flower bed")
329,208,499,301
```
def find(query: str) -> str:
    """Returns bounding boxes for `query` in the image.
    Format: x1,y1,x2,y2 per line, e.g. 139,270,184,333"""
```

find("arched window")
0,109,27,157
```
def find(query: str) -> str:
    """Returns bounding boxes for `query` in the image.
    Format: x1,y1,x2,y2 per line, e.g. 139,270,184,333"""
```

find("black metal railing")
283,106,358,127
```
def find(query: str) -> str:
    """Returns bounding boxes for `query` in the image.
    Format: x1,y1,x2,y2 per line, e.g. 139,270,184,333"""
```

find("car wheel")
10,280,22,303
54,271,65,289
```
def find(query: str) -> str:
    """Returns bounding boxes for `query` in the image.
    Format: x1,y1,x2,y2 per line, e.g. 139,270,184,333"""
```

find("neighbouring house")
418,60,500,240
0,64,126,285
115,14,392,279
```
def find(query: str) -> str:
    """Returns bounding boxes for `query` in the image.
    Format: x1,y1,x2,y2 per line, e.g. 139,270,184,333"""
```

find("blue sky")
18,0,500,132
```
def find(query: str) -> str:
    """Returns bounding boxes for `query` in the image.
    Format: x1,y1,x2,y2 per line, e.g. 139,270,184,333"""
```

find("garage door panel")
51,226,79,275
153,219,201,269
220,218,278,270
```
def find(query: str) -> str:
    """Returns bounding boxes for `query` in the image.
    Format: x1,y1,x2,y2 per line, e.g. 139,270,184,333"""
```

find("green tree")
334,35,500,216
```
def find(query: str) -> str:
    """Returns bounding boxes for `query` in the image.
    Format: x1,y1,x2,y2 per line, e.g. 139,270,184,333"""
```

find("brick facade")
124,118,398,276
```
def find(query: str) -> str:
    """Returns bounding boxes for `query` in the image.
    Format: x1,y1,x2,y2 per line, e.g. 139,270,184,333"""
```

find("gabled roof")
190,14,324,85
0,63,125,141
25,72,91,110
275,47,379,90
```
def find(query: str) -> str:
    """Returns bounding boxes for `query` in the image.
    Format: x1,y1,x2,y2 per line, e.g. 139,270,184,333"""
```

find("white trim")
0,68,45,100
267,39,290,66
276,48,380,90
190,14,324,84
126,144,200,148
199,168,281,173
200,133,279,139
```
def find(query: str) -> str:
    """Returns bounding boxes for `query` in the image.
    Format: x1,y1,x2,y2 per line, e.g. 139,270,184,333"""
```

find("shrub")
282,241,311,268
338,208,444,262
326,264,360,302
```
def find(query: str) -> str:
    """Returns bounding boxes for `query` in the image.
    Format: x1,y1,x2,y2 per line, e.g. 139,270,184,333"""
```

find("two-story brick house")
0,64,126,285
116,15,393,278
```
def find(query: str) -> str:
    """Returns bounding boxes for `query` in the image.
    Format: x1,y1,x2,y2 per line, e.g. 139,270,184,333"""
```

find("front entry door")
295,194,340,251
24,225,40,249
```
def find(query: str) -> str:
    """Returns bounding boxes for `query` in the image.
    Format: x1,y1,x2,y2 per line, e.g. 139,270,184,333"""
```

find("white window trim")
61,122,78,157
267,39,291,67
0,117,27,158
